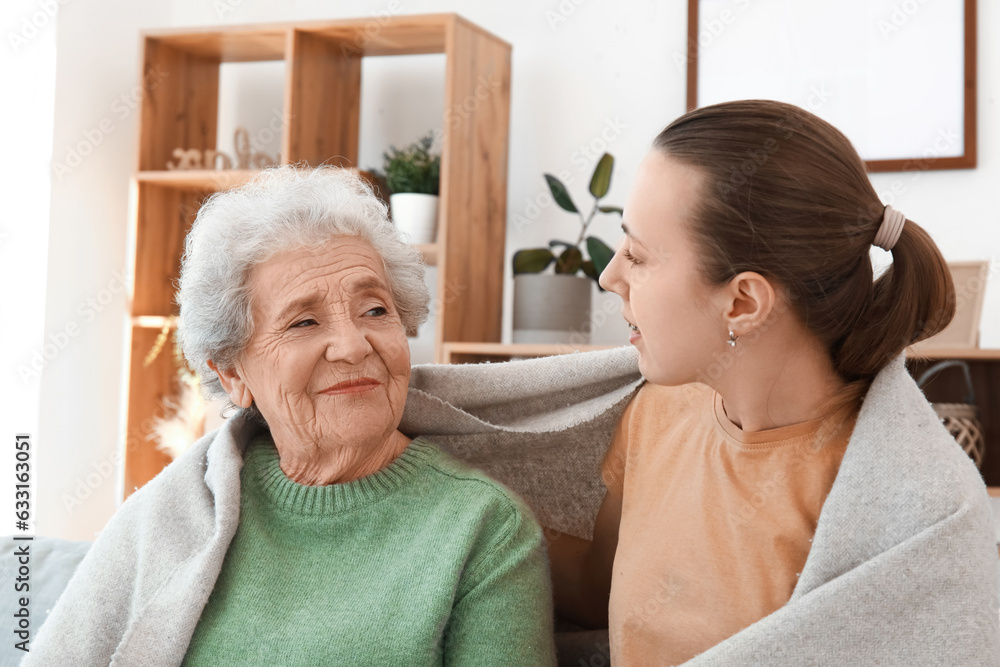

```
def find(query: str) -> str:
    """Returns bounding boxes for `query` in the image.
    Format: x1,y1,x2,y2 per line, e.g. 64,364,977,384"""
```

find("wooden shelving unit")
122,14,511,496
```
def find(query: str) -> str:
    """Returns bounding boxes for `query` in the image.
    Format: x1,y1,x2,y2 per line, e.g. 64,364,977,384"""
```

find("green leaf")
598,205,623,216
513,248,555,274
589,153,614,199
548,239,576,250
586,236,615,277
544,174,578,213
582,260,606,290
381,131,441,195
555,246,583,274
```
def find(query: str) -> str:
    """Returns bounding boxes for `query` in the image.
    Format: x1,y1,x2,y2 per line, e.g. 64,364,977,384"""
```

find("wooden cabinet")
123,14,511,496
907,346,1000,488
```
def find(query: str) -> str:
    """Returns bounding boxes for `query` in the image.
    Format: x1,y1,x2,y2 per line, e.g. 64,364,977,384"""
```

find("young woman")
548,100,998,664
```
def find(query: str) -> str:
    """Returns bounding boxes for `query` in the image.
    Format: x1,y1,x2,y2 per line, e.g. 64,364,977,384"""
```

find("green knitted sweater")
181,434,556,666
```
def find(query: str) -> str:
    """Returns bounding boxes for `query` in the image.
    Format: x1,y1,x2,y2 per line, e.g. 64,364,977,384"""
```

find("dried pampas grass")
150,374,206,461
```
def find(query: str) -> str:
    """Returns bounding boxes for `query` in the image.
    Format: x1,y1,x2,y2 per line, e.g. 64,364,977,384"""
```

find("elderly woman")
27,167,557,666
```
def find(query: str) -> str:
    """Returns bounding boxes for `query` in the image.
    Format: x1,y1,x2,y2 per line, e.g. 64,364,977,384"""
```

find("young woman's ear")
207,360,254,408
721,271,776,335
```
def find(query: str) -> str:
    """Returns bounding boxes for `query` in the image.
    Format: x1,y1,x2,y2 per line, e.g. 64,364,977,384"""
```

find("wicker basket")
916,360,985,468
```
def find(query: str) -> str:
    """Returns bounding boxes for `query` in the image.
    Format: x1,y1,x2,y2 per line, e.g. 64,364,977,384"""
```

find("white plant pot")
512,274,593,345
390,193,439,244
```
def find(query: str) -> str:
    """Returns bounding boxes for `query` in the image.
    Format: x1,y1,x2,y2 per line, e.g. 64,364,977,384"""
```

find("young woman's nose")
599,247,627,297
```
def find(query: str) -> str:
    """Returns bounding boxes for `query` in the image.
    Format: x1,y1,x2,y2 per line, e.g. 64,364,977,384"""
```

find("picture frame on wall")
685,0,977,173
917,261,990,350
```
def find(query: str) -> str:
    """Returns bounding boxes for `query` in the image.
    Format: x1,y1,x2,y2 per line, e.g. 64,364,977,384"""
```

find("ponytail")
835,219,955,382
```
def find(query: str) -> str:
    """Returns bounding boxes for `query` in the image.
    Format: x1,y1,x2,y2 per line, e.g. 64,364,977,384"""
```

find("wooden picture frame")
918,261,990,350
685,0,977,172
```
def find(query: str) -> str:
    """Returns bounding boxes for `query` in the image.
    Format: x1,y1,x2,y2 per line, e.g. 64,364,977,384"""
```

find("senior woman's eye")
291,318,317,328
366,306,388,317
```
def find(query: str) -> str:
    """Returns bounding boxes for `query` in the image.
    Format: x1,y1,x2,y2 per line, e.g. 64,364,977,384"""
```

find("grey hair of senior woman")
176,166,431,403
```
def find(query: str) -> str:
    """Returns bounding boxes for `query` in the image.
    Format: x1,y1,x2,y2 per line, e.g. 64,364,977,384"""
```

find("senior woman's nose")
323,322,374,364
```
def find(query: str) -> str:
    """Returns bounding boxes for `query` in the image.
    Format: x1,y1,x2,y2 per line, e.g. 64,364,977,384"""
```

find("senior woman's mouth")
320,378,382,395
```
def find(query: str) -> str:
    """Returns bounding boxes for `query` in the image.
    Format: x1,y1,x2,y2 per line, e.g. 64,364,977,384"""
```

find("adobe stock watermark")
694,290,796,387
880,127,961,206
877,0,931,40
336,0,404,55
61,409,162,511
51,65,169,181
545,0,591,31
7,0,70,54
560,294,627,349
213,0,245,19
511,117,628,235
716,87,831,199
727,413,846,530
425,69,506,151
442,71,504,134
673,0,754,72
844,126,960,243
609,572,683,641
950,258,997,323
17,269,128,384
550,240,675,349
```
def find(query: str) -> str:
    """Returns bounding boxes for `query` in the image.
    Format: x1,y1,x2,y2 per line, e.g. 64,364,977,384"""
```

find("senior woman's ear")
207,359,254,409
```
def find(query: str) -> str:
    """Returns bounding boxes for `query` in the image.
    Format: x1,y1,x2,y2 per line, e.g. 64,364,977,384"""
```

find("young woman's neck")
712,322,849,433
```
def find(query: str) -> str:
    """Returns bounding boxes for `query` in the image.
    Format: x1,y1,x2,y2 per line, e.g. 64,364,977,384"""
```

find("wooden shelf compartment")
135,168,387,196
142,26,288,62
131,183,213,318
136,169,260,190
123,325,178,496
141,14,506,60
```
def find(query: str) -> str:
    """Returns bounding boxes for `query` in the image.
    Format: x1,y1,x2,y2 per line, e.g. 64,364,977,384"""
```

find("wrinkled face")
599,151,726,386
234,236,411,451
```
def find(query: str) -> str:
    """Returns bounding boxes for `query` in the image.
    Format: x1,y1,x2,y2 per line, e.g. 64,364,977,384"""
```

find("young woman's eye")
621,248,641,266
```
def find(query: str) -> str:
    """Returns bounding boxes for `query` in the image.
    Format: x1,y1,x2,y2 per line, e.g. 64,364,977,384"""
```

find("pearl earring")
727,330,739,347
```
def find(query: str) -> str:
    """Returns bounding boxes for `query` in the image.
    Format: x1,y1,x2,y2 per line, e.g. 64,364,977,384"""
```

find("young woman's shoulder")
627,381,714,422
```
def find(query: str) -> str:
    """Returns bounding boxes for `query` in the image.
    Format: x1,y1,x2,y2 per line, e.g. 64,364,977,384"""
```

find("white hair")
176,166,430,402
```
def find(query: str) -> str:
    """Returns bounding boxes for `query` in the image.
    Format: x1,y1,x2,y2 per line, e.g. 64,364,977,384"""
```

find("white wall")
37,0,170,540
0,0,57,538
34,0,1000,539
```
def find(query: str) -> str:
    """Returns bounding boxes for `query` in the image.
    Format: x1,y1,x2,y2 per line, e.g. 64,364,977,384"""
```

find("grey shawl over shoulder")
28,347,1000,665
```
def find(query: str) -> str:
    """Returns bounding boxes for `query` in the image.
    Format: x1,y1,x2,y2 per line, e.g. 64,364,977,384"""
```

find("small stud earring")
727,330,739,347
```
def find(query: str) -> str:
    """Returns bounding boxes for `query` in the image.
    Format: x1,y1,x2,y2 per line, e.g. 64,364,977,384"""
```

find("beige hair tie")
873,205,906,251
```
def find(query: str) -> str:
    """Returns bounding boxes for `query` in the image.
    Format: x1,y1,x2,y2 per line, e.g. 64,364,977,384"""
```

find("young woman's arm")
546,490,623,628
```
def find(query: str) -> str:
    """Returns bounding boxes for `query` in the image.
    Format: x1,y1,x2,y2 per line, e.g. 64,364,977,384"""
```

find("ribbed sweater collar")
243,435,437,515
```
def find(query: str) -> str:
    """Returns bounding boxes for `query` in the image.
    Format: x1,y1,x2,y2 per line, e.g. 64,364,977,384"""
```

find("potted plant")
374,132,441,244
511,153,621,344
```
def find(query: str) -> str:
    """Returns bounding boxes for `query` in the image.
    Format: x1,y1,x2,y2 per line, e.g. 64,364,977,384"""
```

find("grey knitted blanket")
403,346,1000,665
25,347,1000,665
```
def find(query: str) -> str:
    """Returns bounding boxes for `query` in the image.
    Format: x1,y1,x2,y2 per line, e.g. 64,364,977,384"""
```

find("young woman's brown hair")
652,99,955,385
